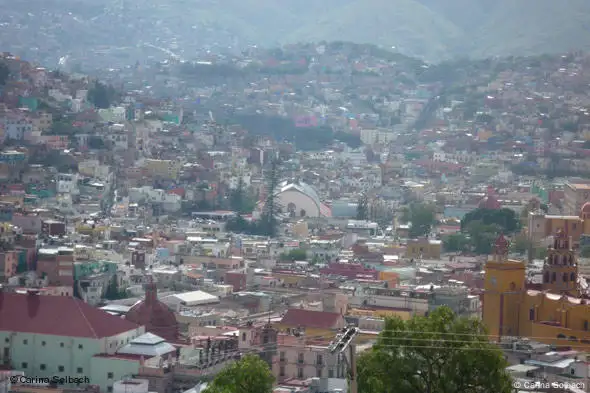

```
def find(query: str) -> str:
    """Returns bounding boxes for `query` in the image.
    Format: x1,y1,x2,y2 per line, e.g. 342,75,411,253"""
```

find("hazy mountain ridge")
2,0,590,66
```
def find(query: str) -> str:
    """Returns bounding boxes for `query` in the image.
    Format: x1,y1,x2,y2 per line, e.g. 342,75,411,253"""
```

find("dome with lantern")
125,277,180,342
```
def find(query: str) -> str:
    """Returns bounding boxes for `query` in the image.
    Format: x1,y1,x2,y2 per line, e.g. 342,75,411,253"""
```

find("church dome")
125,280,179,342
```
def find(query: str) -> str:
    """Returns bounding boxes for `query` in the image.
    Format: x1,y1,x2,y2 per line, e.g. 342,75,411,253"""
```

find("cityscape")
1,5,590,393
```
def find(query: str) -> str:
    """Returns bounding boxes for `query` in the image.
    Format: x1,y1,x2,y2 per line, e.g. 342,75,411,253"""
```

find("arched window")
300,209,306,217
552,272,557,282
287,202,296,218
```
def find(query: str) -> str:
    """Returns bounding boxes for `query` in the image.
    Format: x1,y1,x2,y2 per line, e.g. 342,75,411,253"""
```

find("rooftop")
0,291,140,338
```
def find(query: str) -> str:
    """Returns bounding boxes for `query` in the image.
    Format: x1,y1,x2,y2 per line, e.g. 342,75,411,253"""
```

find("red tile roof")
0,292,140,338
280,309,343,330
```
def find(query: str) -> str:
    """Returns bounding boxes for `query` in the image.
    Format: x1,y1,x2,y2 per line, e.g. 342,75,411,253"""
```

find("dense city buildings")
2,45,590,393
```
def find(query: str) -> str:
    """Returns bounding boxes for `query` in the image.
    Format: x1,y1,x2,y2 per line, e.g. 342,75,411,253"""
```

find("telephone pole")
328,326,359,393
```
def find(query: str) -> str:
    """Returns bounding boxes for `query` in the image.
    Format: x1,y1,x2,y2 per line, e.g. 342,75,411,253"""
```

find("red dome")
581,202,590,217
125,282,179,342
479,185,501,210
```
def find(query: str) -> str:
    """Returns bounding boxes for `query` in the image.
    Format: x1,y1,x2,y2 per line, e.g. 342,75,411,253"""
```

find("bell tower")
542,229,578,296
483,234,526,340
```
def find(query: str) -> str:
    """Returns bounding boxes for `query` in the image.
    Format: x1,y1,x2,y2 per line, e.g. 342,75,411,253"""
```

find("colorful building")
483,231,590,348
527,202,590,246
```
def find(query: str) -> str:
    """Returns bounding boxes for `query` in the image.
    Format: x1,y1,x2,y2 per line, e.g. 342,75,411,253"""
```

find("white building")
275,180,330,218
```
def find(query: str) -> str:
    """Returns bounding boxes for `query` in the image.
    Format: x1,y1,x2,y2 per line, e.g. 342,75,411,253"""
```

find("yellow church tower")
542,229,579,296
483,234,526,341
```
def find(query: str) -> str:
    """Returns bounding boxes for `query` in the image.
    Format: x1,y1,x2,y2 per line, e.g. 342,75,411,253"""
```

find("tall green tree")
461,208,519,233
204,354,274,393
401,203,436,238
358,307,512,393
356,193,369,220
259,159,281,237
465,221,501,255
442,232,470,252
230,177,255,214
87,81,116,109
0,62,9,86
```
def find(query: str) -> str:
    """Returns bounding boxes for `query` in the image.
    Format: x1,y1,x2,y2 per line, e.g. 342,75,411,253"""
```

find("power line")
190,326,590,365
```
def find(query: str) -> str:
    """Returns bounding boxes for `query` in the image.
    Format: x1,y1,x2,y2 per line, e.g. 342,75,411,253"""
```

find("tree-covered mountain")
3,0,590,66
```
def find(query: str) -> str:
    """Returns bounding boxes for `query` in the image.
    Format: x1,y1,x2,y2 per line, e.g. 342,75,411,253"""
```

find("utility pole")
328,326,359,393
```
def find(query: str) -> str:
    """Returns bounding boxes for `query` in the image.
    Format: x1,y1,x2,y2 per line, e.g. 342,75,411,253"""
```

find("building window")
107,372,113,379
563,273,568,282
316,368,322,378
298,353,304,364
77,367,83,374
297,368,304,378
552,272,556,282
328,369,334,378
242,332,246,342
279,351,286,361
23,340,27,345
58,366,64,372
21,362,27,369
41,341,46,346
279,366,285,377
529,308,535,321
40,364,46,370
571,272,576,282
316,354,323,365
544,272,549,283
584,320,588,331
107,388,113,393
78,344,83,349
4,338,7,343
60,342,64,348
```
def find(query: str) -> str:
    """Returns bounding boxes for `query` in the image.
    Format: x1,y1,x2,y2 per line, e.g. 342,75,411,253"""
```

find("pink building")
0,250,17,280
272,334,344,382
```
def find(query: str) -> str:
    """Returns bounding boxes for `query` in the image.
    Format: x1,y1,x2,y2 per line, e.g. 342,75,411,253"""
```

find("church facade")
483,231,590,348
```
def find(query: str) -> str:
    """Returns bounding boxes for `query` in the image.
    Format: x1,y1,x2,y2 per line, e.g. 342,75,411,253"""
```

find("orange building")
527,202,590,248
483,231,590,348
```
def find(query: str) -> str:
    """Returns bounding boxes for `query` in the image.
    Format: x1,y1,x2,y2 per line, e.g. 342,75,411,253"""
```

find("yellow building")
406,238,442,259
483,231,590,348
144,159,182,180
348,307,411,321
527,202,590,247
